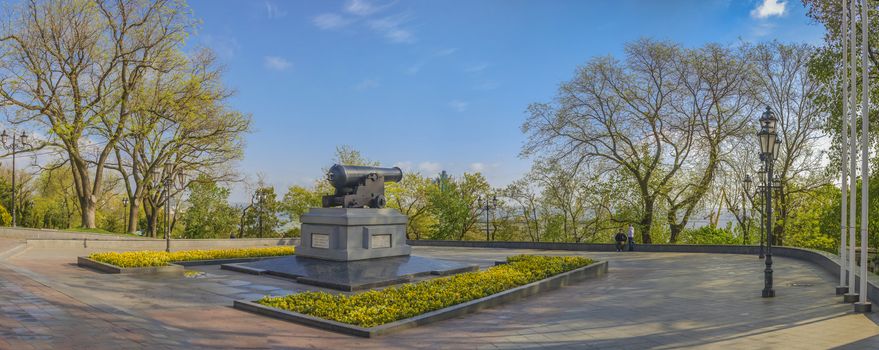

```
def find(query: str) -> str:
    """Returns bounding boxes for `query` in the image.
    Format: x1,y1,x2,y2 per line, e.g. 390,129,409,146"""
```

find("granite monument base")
296,208,411,261
221,255,480,291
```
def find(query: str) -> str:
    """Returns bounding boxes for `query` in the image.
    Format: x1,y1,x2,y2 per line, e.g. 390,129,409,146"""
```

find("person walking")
627,224,636,251
614,229,627,252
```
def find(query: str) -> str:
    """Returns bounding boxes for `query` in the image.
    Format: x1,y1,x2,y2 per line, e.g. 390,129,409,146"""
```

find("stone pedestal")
836,286,850,295
296,208,411,261
854,302,872,313
843,293,860,303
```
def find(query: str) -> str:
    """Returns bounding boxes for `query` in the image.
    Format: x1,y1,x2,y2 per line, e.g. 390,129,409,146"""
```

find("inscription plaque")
311,233,330,249
371,234,392,248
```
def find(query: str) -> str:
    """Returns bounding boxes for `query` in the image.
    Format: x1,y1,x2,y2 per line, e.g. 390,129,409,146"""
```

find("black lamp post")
478,195,497,241
122,197,129,234
162,162,186,252
742,175,752,246
0,130,28,227
255,191,266,238
757,106,780,298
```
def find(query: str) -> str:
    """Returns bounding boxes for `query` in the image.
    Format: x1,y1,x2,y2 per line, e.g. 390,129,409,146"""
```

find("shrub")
257,255,593,327
88,246,295,268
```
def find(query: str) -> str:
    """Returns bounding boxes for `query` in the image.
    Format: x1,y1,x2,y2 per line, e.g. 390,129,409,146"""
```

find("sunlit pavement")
0,240,878,349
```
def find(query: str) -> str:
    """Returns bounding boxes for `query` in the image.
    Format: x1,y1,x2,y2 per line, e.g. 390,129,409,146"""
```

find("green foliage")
241,186,283,238
678,226,739,245
257,255,593,327
425,173,489,240
280,185,321,225
181,176,239,238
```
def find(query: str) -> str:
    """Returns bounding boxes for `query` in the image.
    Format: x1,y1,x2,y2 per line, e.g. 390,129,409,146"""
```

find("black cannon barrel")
326,164,403,188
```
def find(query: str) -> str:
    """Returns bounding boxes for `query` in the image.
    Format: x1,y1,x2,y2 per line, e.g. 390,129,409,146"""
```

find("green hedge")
257,255,593,327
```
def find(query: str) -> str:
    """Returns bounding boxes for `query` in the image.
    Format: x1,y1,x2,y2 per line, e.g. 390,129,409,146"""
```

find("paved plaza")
0,240,878,349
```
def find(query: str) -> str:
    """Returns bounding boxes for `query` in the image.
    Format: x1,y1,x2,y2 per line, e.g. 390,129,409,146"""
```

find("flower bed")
256,255,592,328
88,246,295,268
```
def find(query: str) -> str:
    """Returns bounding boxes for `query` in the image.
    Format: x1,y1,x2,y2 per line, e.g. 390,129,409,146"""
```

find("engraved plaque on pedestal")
311,233,330,249
371,234,391,248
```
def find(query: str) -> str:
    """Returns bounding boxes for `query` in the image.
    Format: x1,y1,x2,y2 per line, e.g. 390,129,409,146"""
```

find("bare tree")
0,0,194,228
750,41,830,245
523,39,696,243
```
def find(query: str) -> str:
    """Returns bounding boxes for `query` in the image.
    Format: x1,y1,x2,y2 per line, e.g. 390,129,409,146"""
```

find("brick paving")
1,241,879,349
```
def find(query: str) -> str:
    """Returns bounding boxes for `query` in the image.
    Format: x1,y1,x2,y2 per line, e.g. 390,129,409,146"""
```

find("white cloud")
201,35,240,59
393,161,414,172
405,62,424,75
264,56,292,71
345,0,383,16
265,1,287,19
435,48,458,56
470,162,485,172
449,100,469,112
465,63,489,73
313,13,351,30
750,0,786,19
473,80,500,91
369,15,416,44
355,78,380,90
418,162,442,174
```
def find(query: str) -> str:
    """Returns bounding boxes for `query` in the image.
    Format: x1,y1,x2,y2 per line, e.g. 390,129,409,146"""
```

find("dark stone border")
77,256,291,275
409,240,879,306
233,260,608,337
77,256,184,275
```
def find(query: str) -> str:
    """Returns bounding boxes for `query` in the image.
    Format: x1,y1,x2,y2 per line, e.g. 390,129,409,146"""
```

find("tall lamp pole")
162,162,186,252
742,175,753,246
0,130,28,227
757,106,780,298
478,195,497,241
122,197,129,234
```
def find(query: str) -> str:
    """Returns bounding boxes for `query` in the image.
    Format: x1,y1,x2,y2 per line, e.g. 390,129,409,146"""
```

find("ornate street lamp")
478,195,498,241
122,197,129,234
742,175,753,246
0,130,28,227
757,106,778,298
161,162,187,251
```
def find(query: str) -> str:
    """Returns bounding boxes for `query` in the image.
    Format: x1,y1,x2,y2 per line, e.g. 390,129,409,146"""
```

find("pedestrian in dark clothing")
614,230,627,252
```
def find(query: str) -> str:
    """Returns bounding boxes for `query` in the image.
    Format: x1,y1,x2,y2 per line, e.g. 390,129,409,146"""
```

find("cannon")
321,164,403,208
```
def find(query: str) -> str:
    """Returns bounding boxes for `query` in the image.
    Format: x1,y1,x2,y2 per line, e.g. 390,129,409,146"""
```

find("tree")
240,186,282,238
751,41,829,246
0,0,195,228
181,175,238,238
280,185,321,227
662,44,756,242
386,172,434,239
426,172,490,240
523,39,697,243
115,49,249,236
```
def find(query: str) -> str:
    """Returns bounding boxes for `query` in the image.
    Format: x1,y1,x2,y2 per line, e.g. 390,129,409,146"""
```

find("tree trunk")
639,196,655,243
80,196,97,229
127,202,139,234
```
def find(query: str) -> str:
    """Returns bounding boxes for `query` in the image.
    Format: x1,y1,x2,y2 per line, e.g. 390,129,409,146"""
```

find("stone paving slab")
2,244,879,348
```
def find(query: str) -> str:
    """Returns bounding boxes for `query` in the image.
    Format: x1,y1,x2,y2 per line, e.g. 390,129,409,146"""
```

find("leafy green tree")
281,185,322,225
181,176,239,238
386,173,434,239
240,186,283,238
426,172,489,240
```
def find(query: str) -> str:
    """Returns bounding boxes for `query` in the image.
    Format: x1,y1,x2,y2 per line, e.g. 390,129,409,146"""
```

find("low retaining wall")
409,240,879,303
28,238,298,251
234,260,608,337
0,227,147,240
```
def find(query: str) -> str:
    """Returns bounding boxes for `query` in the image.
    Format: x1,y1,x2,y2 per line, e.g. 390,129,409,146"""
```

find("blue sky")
186,0,826,201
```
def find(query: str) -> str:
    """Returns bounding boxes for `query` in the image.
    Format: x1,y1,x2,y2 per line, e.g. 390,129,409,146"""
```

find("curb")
233,260,608,337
